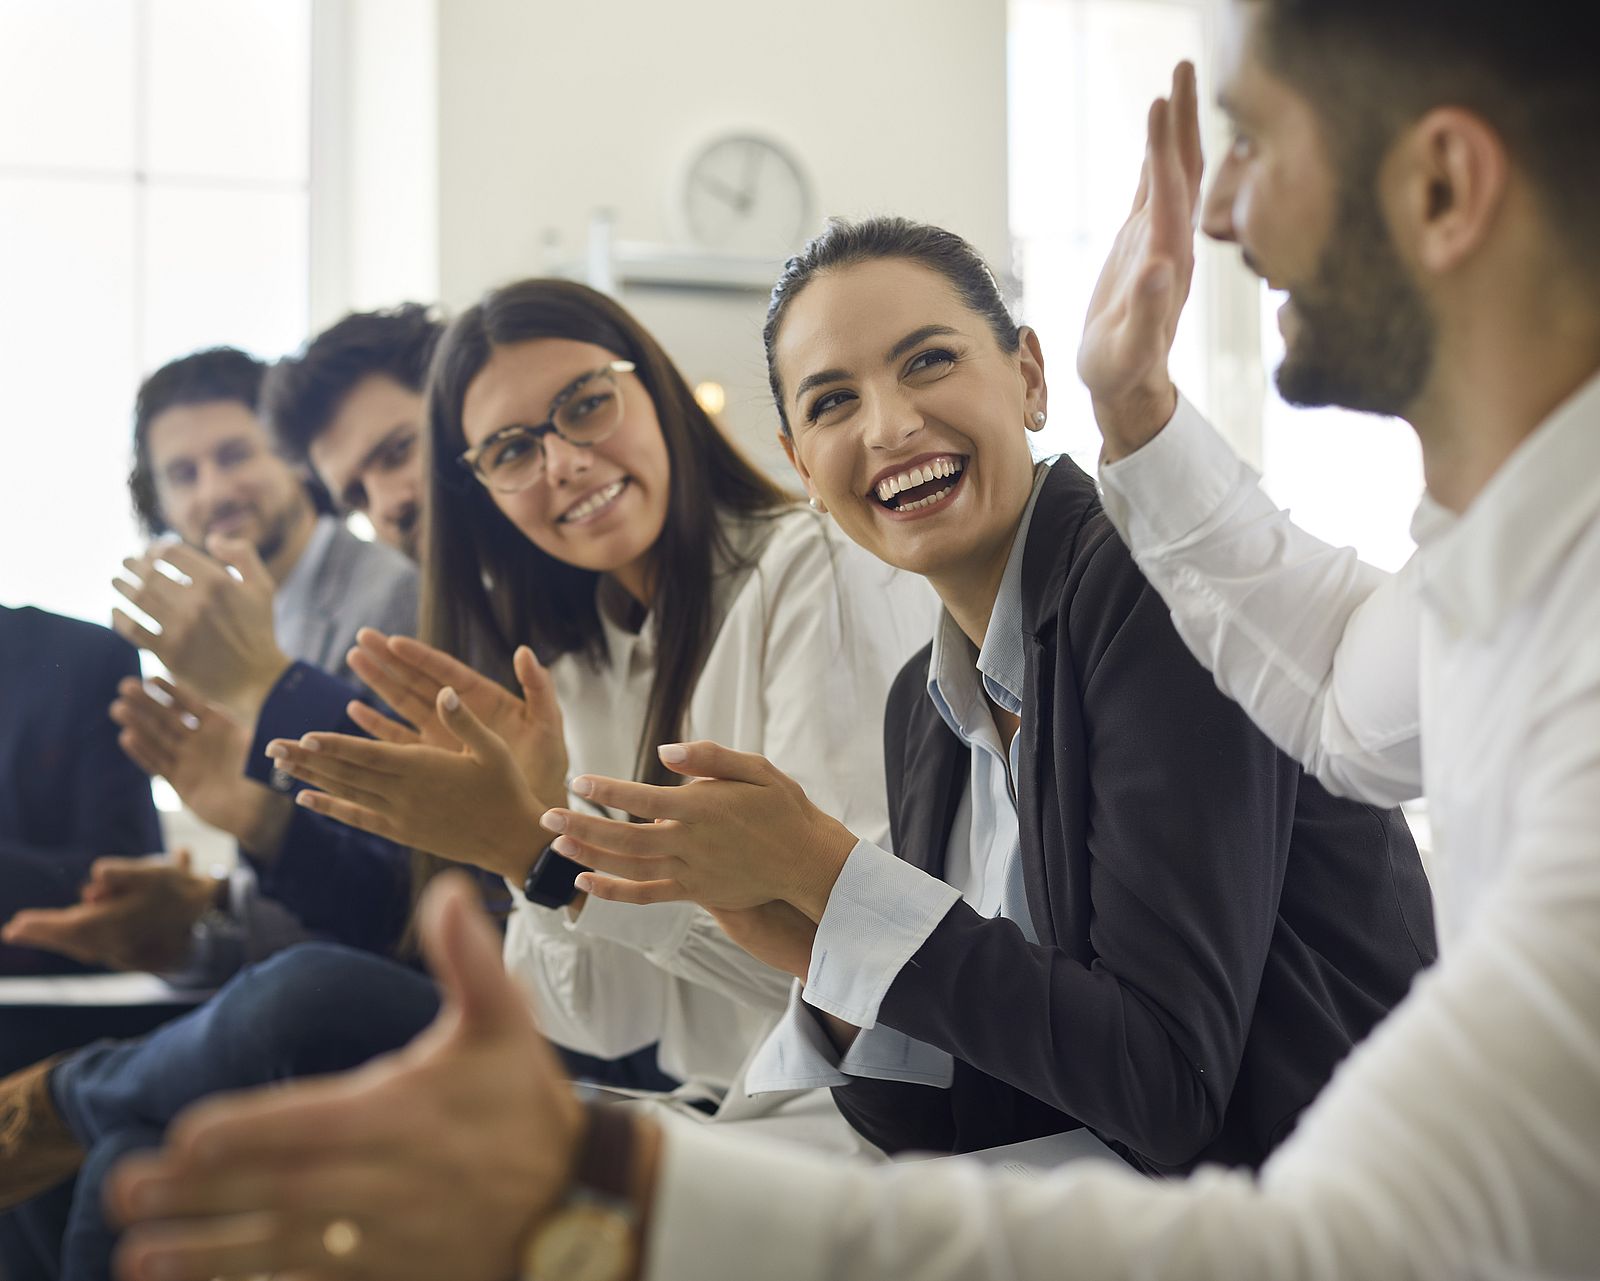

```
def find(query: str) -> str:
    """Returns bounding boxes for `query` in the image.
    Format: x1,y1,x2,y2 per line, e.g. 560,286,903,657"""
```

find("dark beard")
253,493,308,566
1275,180,1436,418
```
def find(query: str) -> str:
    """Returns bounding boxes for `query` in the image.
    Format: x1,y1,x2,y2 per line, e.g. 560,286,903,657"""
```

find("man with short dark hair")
6,334,431,984
117,346,417,715
261,303,440,559
95,4,1600,1277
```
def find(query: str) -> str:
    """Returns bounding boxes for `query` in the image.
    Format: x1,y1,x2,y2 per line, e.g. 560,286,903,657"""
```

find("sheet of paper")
0,972,212,1006
902,1127,1127,1177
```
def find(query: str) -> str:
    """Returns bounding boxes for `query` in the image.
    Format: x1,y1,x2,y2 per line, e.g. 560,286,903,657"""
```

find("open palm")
1077,62,1205,452
346,630,570,812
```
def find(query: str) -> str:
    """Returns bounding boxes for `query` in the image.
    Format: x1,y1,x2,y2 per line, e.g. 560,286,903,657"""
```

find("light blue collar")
926,463,1050,743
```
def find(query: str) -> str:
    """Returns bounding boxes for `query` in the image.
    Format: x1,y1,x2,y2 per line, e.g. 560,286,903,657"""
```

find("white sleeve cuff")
1098,395,1254,552
745,982,853,1093
803,839,960,1029
747,983,959,1095
569,893,697,956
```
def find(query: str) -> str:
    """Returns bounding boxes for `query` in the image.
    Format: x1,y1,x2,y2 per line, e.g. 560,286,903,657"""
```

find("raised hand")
109,676,288,859
344,630,569,806
1,852,217,974
106,873,592,1281
1077,60,1205,461
110,535,290,721
539,741,859,921
266,688,548,882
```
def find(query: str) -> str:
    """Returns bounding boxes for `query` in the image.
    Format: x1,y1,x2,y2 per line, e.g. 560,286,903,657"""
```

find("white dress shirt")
746,468,1045,1094
644,375,1600,1279
503,507,936,1131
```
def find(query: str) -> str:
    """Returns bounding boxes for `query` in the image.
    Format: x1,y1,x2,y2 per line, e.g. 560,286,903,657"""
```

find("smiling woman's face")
774,257,1046,587
461,337,671,595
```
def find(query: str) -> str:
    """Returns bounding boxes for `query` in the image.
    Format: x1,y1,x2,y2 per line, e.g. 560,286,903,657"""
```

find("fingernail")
442,687,460,711
574,874,594,893
570,776,594,798
658,743,688,764
298,735,320,752
265,743,287,760
540,811,567,833
551,836,576,858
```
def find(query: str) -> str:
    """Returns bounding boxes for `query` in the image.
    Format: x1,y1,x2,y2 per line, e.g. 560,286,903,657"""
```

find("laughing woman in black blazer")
543,217,1437,1174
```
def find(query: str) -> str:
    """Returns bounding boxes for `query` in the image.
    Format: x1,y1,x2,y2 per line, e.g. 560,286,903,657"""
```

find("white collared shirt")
502,507,937,1126
745,469,1047,1095
644,377,1600,1279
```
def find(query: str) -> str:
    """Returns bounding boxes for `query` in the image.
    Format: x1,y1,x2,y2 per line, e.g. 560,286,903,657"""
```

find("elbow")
1109,1071,1228,1170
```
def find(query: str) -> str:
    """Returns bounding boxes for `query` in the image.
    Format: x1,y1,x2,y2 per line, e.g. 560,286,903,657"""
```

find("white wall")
428,0,1011,472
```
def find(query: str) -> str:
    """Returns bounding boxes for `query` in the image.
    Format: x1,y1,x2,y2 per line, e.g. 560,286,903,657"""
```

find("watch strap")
523,842,585,909
573,1102,637,1203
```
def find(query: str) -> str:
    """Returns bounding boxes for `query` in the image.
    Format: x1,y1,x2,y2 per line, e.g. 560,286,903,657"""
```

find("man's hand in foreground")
106,873,599,1281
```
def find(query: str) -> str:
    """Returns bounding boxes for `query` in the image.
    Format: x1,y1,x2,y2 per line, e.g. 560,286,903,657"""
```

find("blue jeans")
15,940,677,1280
49,943,441,1281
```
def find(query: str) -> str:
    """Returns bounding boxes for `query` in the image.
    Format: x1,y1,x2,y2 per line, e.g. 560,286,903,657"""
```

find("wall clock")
682,133,812,256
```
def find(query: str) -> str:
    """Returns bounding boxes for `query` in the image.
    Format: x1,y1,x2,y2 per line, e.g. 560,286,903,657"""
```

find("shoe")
0,1053,83,1207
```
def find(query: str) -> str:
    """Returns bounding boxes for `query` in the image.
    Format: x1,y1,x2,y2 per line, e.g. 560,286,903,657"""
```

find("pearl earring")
1032,410,1047,427
809,496,826,513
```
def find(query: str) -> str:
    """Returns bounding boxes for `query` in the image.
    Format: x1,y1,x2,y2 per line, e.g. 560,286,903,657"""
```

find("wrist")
518,1103,656,1281
788,820,856,924
177,868,225,923
230,651,293,723
1091,381,1179,463
235,789,293,865
508,799,556,884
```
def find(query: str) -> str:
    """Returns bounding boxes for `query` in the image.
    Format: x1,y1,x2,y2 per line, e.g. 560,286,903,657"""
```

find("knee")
227,944,438,1070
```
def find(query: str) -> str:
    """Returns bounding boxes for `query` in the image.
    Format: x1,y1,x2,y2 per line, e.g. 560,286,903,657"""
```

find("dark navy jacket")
243,661,414,955
0,606,164,971
830,460,1438,1173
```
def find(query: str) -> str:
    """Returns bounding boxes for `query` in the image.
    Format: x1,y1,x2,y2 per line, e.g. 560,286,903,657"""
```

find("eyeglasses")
457,360,636,493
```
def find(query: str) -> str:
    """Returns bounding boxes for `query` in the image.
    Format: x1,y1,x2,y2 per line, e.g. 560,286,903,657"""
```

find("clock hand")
697,172,750,213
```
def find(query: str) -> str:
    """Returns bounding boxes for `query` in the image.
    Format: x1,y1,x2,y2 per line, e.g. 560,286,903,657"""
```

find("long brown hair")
421,278,793,788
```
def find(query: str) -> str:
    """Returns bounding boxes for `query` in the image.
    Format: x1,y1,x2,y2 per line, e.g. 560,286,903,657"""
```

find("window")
1009,0,1211,468
0,0,314,625
1009,0,1424,570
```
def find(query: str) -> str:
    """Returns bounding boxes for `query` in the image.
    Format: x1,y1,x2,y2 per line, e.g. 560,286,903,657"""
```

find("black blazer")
831,461,1437,1173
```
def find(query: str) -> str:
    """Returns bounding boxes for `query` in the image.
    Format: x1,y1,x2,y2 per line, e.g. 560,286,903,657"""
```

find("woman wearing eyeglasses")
0,280,930,1278
281,277,932,1126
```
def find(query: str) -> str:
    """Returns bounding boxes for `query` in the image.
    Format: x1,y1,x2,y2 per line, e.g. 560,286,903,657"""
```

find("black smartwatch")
523,841,586,909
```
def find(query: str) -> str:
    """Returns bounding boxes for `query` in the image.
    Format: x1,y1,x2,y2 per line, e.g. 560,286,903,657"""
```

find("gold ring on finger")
322,1218,363,1259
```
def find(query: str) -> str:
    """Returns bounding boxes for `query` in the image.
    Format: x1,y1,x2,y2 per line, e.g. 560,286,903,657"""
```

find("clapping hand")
343,630,570,806
266,684,549,883
111,536,291,721
538,740,859,922
109,676,286,857
1,851,217,974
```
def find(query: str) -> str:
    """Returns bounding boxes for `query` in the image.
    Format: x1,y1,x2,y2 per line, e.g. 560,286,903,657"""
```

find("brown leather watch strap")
572,1102,636,1204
